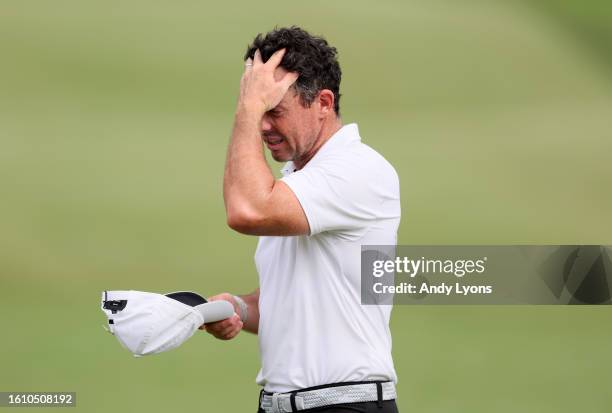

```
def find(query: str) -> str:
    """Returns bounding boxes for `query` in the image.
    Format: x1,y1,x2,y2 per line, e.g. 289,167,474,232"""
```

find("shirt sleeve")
281,156,384,236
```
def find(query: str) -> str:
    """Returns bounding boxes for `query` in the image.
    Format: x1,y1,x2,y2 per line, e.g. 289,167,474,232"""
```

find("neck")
293,116,343,170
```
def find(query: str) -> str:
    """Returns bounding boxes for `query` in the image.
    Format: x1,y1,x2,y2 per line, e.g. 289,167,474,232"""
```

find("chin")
270,152,291,162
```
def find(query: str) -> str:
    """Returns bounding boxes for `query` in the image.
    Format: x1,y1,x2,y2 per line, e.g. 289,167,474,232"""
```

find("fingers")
244,57,253,74
253,48,263,66
213,323,242,340
199,293,242,340
200,313,243,340
251,48,297,88
207,293,239,314
218,319,243,338
224,328,241,340
266,48,286,69
239,48,297,112
281,71,299,89
207,293,233,302
252,48,286,70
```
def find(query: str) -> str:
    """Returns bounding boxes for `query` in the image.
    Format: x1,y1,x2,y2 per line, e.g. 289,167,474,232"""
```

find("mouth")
263,135,285,149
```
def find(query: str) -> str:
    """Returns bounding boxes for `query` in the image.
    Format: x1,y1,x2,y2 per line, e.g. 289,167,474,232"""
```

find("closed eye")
268,109,283,118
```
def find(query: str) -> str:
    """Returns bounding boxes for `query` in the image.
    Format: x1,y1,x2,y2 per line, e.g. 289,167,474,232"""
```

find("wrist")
232,295,248,323
236,99,266,119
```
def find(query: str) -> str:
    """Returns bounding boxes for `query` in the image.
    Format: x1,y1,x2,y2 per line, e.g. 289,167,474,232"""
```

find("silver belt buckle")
271,393,293,413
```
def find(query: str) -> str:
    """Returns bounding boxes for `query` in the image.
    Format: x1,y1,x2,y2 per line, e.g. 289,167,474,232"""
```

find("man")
202,27,401,413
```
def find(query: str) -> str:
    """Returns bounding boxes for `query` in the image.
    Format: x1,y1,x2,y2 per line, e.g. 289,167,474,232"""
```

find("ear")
317,89,335,118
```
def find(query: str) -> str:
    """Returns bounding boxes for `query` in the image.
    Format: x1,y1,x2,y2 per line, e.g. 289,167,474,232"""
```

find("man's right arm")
199,289,260,339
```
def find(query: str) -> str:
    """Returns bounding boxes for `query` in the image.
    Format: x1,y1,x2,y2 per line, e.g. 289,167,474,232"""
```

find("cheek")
277,119,298,146
297,114,319,146
293,111,316,139
282,136,297,155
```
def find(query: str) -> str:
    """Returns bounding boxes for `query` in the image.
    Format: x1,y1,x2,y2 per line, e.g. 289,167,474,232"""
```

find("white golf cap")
101,290,234,357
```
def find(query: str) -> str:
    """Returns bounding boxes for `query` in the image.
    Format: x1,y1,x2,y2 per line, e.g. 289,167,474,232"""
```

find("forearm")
237,288,260,334
223,105,274,223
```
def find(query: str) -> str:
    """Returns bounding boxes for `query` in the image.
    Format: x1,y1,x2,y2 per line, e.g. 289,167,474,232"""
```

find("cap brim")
165,291,207,307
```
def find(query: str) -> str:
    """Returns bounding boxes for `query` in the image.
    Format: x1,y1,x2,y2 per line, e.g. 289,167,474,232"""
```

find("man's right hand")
199,293,244,340
238,48,299,115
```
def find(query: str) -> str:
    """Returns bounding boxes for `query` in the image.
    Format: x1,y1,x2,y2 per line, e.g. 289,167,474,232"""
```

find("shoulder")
312,139,399,191
279,130,400,236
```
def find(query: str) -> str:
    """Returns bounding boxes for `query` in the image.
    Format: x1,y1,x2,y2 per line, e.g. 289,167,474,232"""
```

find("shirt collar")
281,123,361,176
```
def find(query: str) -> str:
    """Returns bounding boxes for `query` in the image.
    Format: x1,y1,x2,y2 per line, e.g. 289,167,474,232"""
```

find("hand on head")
238,48,299,114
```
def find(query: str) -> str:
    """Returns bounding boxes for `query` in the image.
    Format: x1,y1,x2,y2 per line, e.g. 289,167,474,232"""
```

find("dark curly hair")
244,26,342,116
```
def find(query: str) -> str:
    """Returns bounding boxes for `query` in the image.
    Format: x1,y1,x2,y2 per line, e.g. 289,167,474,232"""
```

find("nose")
261,114,273,133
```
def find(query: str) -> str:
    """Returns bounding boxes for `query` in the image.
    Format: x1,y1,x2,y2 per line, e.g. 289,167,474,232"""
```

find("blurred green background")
1,0,611,412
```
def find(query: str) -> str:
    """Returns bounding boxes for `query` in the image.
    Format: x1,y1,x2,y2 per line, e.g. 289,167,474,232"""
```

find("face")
261,92,319,164
260,68,323,166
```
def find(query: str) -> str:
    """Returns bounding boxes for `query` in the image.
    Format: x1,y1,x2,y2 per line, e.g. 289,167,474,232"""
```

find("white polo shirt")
254,123,401,393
